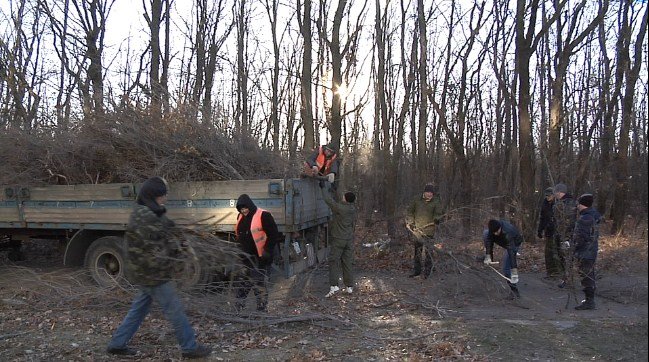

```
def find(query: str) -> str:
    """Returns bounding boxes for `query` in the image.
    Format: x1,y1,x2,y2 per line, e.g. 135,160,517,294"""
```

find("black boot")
509,284,521,299
408,271,421,278
575,289,595,310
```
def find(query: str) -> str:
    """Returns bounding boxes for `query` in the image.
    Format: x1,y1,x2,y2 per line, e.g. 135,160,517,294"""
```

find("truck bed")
1,178,331,233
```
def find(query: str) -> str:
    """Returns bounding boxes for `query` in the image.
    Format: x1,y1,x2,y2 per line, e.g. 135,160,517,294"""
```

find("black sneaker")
557,280,566,288
106,346,137,356
182,344,212,359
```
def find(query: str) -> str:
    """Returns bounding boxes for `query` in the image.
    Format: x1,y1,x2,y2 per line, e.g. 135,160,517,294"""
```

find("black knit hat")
423,184,436,193
544,187,554,196
344,192,356,203
578,193,594,208
136,176,168,216
488,219,501,234
324,143,337,153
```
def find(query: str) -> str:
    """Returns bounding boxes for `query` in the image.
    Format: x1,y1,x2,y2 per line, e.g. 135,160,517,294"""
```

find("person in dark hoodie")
537,187,561,278
568,194,602,310
483,219,524,298
106,176,211,359
553,183,577,288
234,194,282,312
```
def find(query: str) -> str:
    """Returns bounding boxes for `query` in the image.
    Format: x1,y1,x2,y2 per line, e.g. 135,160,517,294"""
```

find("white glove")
326,173,335,183
483,255,499,265
311,165,319,174
561,240,570,250
510,268,519,284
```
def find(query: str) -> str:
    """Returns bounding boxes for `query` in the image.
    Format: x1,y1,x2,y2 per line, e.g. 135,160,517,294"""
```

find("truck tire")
85,236,126,287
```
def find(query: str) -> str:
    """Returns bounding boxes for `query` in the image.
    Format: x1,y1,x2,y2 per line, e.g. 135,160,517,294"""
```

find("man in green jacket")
405,183,445,279
319,182,357,298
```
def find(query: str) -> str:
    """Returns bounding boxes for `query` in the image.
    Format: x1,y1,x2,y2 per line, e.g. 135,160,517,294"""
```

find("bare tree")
611,1,648,233
546,0,608,179
298,0,315,150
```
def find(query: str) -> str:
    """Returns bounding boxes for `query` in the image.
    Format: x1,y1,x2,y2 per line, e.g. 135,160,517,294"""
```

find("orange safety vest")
235,208,268,257
315,146,337,174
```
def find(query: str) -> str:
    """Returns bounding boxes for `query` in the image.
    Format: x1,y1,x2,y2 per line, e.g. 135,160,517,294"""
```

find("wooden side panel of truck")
0,178,331,285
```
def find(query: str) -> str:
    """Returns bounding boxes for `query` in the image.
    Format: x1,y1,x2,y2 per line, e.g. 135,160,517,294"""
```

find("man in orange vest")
234,194,282,312
304,143,340,183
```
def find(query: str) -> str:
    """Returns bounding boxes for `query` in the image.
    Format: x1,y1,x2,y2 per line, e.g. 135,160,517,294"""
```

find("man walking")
106,176,211,359
405,183,444,279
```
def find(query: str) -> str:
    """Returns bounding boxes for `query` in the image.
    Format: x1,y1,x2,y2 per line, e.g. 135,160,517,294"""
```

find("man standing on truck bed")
106,176,211,359
304,143,340,185
234,194,283,312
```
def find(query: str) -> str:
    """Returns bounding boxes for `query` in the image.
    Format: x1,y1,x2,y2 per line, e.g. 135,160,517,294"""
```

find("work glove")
483,255,499,265
326,173,335,183
510,268,519,284
311,165,319,174
561,240,570,250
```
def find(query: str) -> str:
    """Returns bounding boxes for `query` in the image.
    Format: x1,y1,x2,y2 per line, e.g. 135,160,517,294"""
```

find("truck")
0,178,331,287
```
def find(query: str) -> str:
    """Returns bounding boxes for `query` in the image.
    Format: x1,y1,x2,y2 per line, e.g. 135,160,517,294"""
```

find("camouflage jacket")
406,195,444,236
553,194,577,242
124,204,179,286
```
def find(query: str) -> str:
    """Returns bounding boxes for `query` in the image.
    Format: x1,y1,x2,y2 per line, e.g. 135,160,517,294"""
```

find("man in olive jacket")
405,183,445,278
319,183,357,298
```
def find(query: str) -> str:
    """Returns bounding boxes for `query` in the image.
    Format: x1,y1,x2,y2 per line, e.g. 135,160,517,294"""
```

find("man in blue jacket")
568,194,602,310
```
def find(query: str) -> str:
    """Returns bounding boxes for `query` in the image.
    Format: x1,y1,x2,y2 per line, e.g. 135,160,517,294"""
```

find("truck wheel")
177,256,211,292
85,236,125,287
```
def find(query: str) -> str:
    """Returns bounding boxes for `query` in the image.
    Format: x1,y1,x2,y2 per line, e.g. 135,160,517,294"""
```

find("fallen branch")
363,329,457,341
0,331,29,340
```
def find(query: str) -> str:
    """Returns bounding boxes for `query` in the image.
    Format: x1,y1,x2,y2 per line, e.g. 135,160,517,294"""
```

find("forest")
0,0,647,239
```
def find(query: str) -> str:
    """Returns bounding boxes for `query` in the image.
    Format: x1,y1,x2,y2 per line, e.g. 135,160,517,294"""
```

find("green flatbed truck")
0,178,331,286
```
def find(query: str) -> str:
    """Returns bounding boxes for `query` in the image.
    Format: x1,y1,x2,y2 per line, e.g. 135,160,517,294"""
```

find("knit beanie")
553,183,568,194
544,187,554,196
578,193,594,208
423,184,436,193
488,219,501,234
344,192,356,203
136,176,168,216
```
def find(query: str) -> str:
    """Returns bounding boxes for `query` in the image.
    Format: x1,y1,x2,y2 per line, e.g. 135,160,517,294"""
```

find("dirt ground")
1,225,647,361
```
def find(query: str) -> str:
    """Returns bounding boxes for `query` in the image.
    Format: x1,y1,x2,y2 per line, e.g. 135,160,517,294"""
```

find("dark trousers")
413,236,433,277
577,258,596,295
235,262,271,311
545,234,565,277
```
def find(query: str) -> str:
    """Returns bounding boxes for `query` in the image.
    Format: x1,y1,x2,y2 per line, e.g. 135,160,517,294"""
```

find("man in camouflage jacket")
107,177,211,359
552,183,577,286
405,183,445,279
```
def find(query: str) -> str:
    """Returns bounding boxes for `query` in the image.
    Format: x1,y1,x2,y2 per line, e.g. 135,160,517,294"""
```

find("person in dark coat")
483,219,524,298
234,194,283,312
569,194,602,310
553,183,577,287
319,183,357,297
537,187,560,277
106,177,211,359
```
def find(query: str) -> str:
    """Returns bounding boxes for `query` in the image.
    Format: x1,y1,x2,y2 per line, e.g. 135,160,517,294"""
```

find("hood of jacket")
136,176,168,216
236,194,258,214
